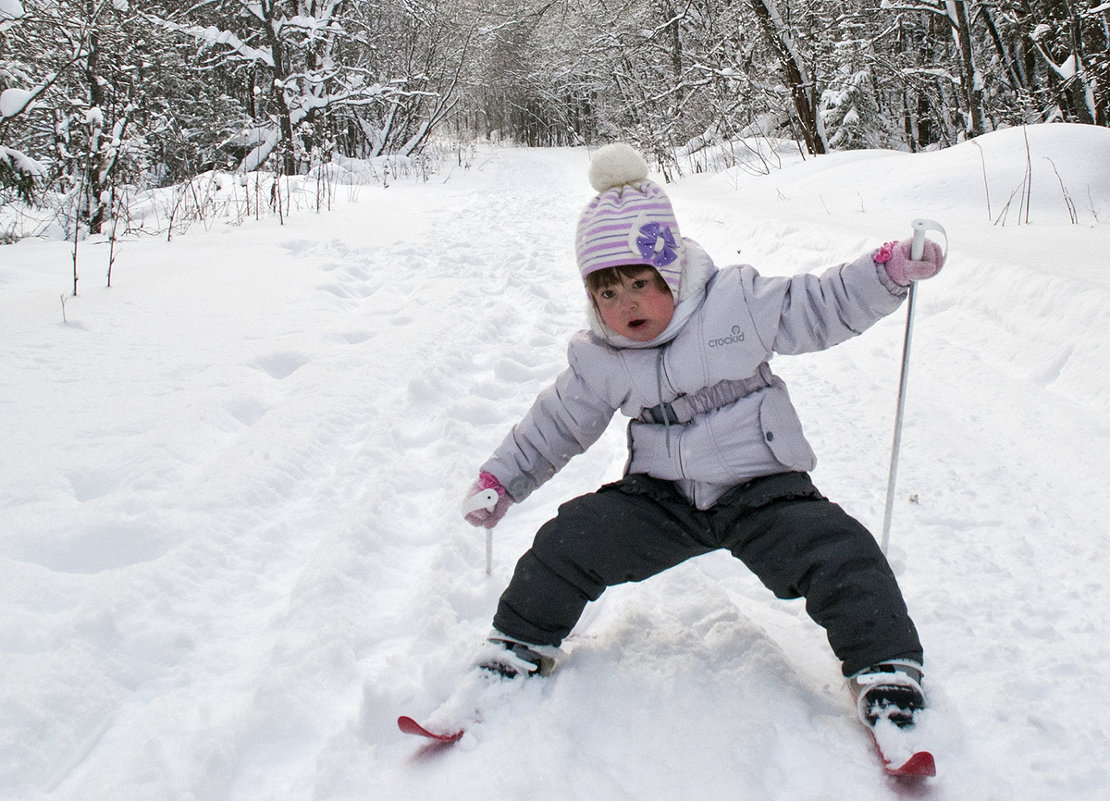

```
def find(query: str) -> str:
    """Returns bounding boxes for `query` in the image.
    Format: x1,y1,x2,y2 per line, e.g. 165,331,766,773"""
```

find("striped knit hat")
575,144,683,299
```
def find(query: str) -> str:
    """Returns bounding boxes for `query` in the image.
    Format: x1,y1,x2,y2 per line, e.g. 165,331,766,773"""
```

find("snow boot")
851,661,926,728
477,635,558,678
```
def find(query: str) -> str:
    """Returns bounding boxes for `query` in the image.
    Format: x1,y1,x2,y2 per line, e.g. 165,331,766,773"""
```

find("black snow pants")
493,471,922,677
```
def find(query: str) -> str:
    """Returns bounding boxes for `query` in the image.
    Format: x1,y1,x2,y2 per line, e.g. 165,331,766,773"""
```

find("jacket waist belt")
641,366,773,426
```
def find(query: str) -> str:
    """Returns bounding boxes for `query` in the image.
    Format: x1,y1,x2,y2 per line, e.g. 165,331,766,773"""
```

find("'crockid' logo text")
708,326,746,348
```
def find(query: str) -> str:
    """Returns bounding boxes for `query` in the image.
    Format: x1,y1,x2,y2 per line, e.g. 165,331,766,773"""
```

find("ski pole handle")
463,488,499,515
910,218,947,263
463,488,499,577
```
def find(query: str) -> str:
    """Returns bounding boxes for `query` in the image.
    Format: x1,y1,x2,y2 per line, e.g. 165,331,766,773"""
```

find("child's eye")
599,289,615,300
632,279,648,290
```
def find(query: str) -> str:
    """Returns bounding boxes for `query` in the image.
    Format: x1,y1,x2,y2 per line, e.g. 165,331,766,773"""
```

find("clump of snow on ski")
397,658,552,748
397,669,497,744
867,711,937,777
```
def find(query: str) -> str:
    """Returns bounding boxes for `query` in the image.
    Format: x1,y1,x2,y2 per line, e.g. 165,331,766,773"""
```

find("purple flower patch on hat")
635,222,679,267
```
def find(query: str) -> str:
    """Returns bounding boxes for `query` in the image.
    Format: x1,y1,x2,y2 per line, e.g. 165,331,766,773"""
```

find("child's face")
590,267,675,342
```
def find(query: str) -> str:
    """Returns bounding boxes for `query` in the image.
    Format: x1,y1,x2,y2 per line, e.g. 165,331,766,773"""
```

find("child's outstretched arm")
462,352,618,528
746,237,944,356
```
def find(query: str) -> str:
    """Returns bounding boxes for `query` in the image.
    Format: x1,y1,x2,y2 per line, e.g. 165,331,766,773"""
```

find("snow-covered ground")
3,124,1109,800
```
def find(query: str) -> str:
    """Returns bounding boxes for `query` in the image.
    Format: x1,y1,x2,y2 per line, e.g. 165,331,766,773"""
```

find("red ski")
397,715,465,743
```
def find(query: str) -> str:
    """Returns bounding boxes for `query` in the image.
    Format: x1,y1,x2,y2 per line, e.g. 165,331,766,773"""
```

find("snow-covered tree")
1,0,41,202
0,0,172,232
154,0,479,173
821,68,884,150
1025,0,1108,125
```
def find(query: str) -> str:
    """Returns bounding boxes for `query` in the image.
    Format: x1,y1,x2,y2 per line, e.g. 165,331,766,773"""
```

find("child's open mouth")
628,319,647,329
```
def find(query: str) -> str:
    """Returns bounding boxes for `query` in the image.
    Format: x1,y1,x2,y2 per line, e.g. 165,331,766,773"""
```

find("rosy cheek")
599,307,621,329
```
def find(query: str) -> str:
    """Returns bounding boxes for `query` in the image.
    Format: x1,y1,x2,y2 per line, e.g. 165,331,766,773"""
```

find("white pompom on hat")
587,142,650,193
575,143,684,299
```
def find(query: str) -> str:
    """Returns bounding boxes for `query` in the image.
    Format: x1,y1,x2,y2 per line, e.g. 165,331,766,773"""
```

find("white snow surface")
3,123,1110,800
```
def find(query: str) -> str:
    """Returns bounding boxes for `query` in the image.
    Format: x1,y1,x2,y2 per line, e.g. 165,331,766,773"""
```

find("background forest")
1,0,1108,240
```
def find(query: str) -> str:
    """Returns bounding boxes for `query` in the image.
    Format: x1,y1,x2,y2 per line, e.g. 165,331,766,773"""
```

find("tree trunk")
949,0,986,137
747,0,826,154
260,1,298,175
84,2,106,234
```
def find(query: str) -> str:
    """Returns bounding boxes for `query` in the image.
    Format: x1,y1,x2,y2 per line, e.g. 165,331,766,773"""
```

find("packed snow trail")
2,128,1110,801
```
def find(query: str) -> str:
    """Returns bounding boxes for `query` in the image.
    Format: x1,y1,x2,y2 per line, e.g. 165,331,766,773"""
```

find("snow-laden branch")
1028,21,1098,122
0,59,87,123
1031,24,1079,82
879,0,960,36
157,18,275,66
878,0,952,19
240,125,281,172
637,10,686,42
0,88,35,120
902,66,961,85
0,144,46,175
0,0,24,22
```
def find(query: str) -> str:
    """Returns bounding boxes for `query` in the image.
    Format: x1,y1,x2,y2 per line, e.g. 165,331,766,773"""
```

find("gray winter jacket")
482,241,907,510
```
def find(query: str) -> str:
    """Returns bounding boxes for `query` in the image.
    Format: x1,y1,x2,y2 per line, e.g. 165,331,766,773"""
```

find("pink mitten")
875,238,945,286
463,472,513,529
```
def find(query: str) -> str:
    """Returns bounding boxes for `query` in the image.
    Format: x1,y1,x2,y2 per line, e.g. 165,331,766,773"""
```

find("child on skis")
463,143,944,729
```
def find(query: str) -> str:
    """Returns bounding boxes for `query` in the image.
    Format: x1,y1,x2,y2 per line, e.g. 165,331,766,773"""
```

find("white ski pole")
880,219,947,555
463,489,499,576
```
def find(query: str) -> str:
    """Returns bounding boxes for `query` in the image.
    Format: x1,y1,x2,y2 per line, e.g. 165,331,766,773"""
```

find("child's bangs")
586,265,663,295
585,268,620,293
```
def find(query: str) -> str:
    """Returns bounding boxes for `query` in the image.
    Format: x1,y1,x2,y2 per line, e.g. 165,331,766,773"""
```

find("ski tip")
886,750,936,777
397,715,465,743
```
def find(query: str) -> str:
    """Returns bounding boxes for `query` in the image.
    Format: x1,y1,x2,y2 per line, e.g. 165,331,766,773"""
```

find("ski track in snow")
3,130,1110,801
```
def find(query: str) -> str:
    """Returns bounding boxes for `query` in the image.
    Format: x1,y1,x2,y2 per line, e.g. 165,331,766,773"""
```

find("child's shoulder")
701,261,759,300
567,328,618,357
